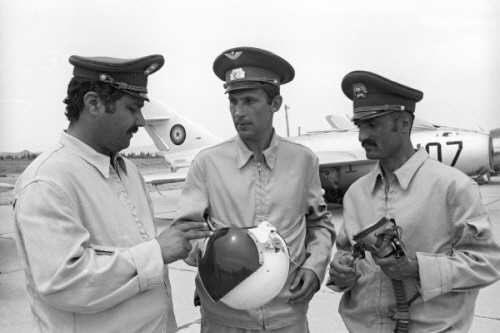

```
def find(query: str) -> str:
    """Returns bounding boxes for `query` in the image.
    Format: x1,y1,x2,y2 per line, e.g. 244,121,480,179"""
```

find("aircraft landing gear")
473,172,491,185
324,188,344,204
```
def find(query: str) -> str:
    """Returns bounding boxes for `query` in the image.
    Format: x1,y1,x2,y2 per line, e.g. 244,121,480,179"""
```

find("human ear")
271,95,283,113
400,114,411,133
83,92,102,116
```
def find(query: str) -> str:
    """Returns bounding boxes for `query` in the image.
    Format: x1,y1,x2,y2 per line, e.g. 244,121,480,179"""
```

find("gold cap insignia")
144,63,159,76
225,51,243,60
353,83,367,100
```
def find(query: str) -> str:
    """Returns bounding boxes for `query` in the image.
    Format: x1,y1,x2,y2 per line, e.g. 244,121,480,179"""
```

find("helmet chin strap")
247,222,287,265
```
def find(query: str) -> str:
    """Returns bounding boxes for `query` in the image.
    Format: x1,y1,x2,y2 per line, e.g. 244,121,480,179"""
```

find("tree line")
123,152,163,159
0,153,40,161
0,152,162,161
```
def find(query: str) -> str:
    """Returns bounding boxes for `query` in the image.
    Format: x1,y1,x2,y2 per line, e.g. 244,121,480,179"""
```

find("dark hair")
63,77,125,122
262,84,280,105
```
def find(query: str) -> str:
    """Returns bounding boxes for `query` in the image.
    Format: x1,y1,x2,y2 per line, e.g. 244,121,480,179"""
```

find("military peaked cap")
213,47,295,93
69,54,165,101
342,71,424,121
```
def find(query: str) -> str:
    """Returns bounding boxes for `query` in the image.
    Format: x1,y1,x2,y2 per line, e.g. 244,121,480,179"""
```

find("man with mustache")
328,71,500,332
12,55,211,332
172,47,335,332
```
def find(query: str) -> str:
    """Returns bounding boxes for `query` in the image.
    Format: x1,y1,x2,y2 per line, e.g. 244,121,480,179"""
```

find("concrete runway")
1,177,500,332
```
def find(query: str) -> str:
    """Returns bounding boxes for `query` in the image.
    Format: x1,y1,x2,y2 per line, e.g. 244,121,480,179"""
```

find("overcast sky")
1,0,499,153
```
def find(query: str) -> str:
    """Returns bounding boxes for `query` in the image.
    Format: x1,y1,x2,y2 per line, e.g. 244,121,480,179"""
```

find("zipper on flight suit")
255,160,271,329
255,161,263,219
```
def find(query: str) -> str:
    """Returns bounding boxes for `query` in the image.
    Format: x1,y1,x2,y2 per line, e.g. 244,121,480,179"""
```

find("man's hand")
289,268,319,304
328,255,361,289
156,222,211,264
372,252,419,280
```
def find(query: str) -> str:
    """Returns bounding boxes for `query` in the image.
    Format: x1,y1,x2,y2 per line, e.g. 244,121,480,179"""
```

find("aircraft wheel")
324,189,338,203
324,188,344,204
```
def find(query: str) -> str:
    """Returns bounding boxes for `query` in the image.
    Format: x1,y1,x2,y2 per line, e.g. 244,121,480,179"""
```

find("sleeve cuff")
128,239,165,291
416,252,452,301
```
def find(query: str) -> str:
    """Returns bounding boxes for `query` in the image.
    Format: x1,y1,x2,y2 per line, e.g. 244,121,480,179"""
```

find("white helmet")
198,221,289,310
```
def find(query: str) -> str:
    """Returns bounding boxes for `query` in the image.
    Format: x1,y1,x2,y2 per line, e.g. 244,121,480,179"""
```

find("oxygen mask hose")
391,278,410,333
388,230,410,333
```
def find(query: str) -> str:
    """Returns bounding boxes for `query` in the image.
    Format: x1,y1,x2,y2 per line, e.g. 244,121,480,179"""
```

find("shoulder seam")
277,137,315,153
196,138,236,155
19,178,78,218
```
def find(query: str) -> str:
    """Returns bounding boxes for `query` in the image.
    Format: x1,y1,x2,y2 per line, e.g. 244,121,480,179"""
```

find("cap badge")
230,68,245,81
353,83,367,100
144,63,159,76
224,51,243,60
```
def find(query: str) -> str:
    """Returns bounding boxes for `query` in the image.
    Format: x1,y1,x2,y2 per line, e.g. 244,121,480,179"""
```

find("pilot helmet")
198,221,289,310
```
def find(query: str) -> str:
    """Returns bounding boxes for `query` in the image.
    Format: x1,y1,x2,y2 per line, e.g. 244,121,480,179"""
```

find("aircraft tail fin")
142,97,222,169
325,114,355,131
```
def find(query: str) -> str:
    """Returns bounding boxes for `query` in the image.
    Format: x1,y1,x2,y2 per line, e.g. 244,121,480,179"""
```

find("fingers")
294,289,315,304
184,240,193,253
329,256,360,288
373,255,402,279
156,222,212,264
290,270,318,304
329,267,359,281
173,222,212,240
290,289,308,304
290,270,304,292
372,254,388,265
184,229,212,241
330,256,357,275
176,222,210,232
328,272,359,288
372,254,402,268
374,254,419,280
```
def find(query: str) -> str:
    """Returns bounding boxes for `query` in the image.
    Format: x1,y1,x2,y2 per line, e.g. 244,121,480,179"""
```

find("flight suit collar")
59,131,127,178
235,129,279,170
368,148,429,192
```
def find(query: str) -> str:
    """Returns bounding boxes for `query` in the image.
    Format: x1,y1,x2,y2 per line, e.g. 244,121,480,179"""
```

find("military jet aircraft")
141,98,496,203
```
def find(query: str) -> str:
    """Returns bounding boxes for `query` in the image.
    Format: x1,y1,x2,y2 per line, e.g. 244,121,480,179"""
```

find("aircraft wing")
0,183,14,193
325,114,355,131
315,151,376,168
142,168,188,186
410,117,440,131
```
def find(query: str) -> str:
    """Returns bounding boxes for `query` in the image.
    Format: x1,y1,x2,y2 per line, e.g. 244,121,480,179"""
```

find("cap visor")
122,90,150,102
225,81,276,94
351,110,395,121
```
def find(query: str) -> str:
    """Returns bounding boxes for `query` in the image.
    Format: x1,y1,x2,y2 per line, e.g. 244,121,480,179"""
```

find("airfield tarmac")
1,177,500,332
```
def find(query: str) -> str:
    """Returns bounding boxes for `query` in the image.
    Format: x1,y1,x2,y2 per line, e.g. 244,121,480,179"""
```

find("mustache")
127,126,139,134
361,139,377,147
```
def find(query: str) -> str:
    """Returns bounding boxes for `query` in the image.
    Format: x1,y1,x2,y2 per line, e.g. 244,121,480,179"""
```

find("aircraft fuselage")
289,127,492,202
